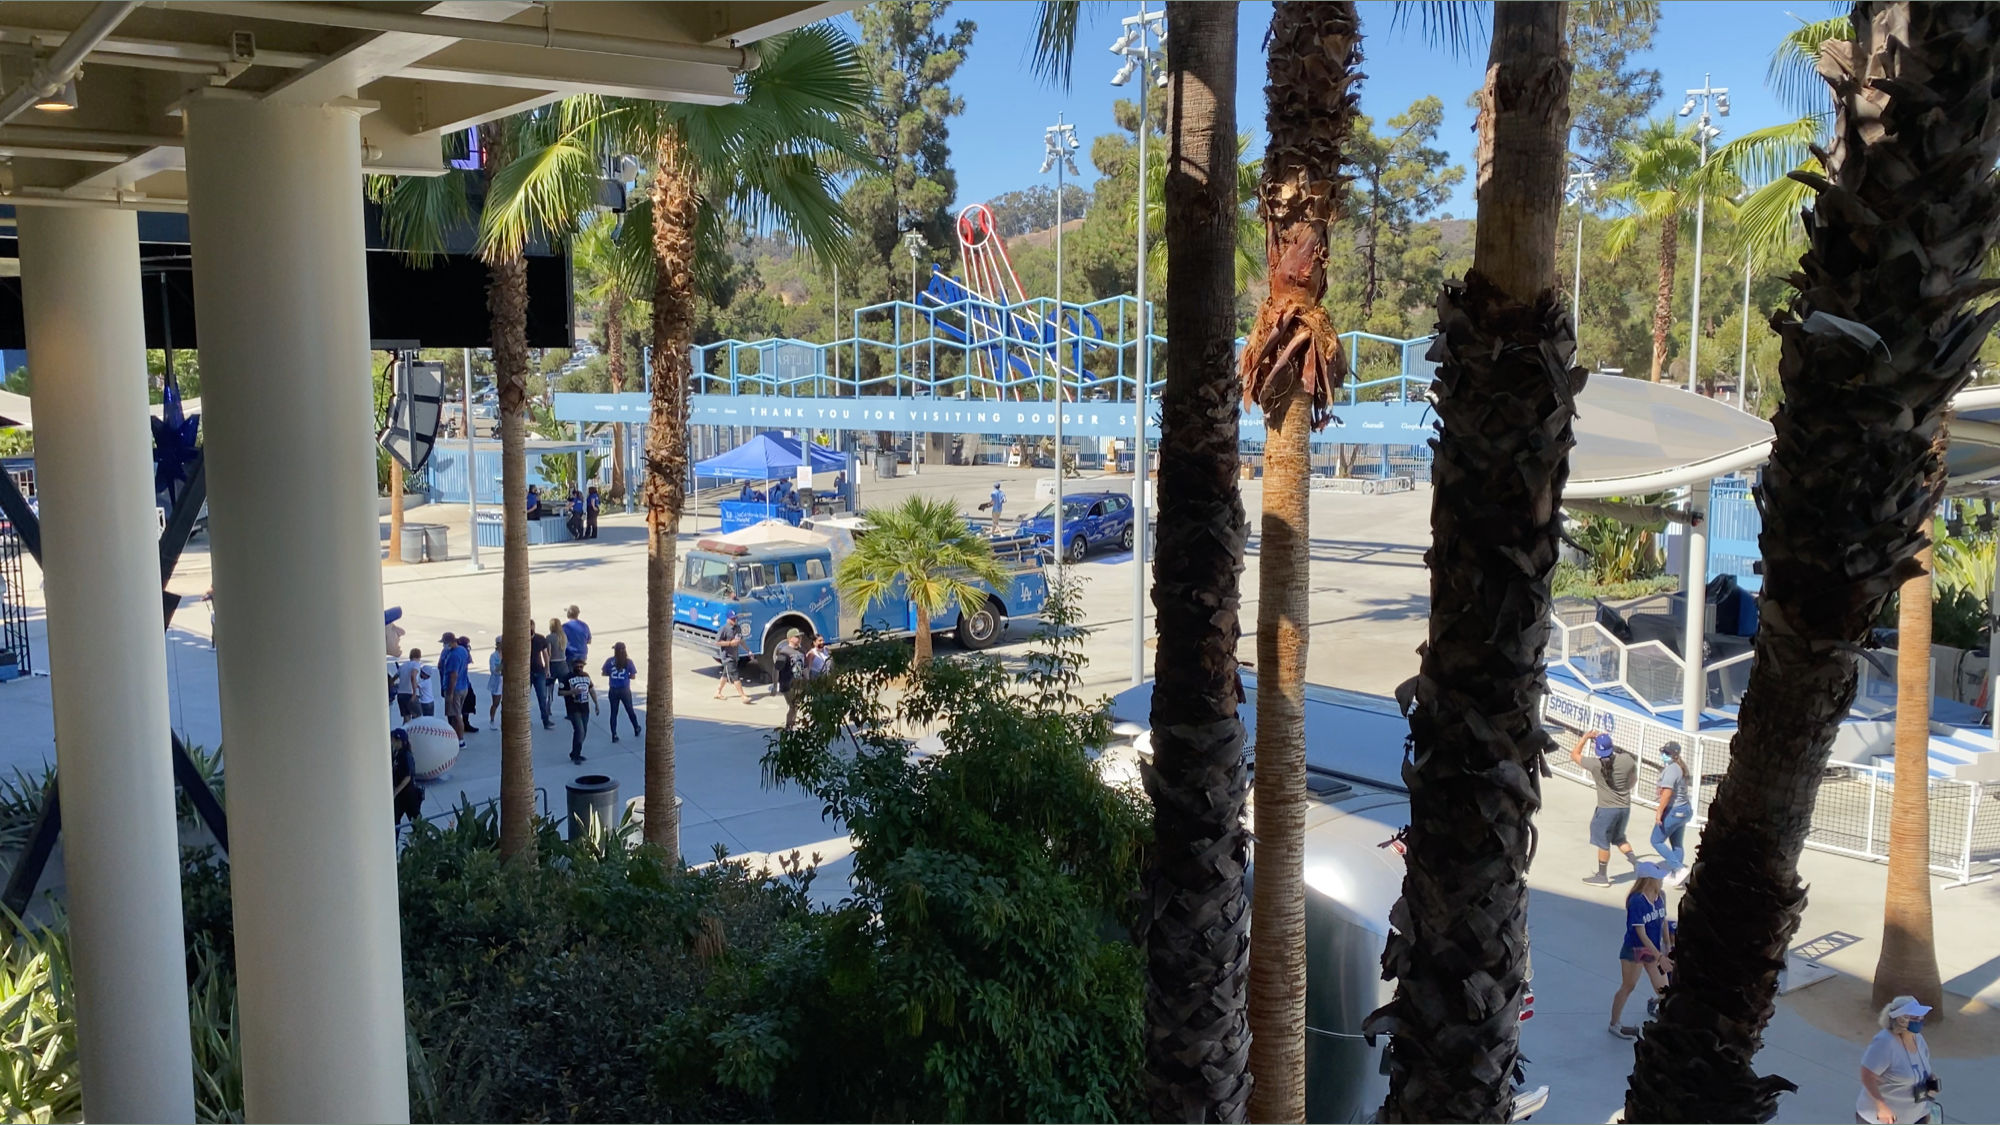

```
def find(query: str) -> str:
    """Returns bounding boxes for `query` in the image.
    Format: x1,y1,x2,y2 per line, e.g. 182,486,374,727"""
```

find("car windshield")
1033,501,1091,520
683,554,738,596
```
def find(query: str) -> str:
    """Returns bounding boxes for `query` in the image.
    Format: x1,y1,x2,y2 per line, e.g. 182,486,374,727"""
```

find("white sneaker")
1667,865,1691,887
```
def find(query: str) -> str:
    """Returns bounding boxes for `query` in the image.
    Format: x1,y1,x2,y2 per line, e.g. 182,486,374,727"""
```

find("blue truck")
672,519,1050,678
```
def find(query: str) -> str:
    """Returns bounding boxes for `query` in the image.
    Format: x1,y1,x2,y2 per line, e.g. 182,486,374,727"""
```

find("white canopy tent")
0,389,31,429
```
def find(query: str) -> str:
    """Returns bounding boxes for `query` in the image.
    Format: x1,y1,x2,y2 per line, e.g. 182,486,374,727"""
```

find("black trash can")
565,774,619,841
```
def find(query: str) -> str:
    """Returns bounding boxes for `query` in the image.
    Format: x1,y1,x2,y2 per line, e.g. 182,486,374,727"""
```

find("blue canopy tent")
693,431,845,480
696,431,848,531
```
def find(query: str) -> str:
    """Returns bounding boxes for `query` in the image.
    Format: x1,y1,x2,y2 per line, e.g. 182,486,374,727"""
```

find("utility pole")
1678,73,1729,394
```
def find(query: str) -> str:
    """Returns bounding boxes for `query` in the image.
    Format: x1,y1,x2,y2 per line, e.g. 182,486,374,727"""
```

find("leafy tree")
832,494,1008,666
845,1,977,305
1626,4,2000,1119
575,216,641,504
760,581,1149,1122
1345,97,1464,317
987,183,1092,237
1566,0,1663,179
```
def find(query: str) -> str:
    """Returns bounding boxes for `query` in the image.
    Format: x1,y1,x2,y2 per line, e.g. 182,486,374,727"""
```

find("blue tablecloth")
718,501,804,533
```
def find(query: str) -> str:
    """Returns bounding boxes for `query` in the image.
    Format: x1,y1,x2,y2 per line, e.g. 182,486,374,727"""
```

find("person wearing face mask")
1652,741,1695,886
1858,996,1939,1123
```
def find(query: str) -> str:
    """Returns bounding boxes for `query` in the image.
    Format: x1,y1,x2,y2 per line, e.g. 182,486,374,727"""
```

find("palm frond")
1389,1,1488,59
377,161,474,267
478,133,601,263
1694,115,1822,193
1028,1,1087,90
1734,170,1819,268
609,195,659,294
1768,14,1852,119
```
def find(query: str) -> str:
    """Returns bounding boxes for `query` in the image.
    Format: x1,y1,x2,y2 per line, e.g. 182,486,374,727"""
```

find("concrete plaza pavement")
3,463,1998,1122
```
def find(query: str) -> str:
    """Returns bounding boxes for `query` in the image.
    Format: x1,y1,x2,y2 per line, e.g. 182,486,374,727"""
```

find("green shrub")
759,580,1150,1122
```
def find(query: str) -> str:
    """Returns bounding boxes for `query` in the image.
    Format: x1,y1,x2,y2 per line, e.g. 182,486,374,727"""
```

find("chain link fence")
1543,678,1996,884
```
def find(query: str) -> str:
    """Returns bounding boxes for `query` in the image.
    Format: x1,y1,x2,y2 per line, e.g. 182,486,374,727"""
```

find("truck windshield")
683,555,738,596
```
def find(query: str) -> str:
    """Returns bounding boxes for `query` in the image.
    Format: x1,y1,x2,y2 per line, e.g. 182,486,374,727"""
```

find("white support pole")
1681,479,1712,735
1130,33,1151,687
17,205,196,1124
1988,534,1999,748
183,94,410,1122
465,346,482,570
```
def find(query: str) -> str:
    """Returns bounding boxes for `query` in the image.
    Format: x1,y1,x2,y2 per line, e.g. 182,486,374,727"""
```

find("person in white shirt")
1858,996,1938,1124
410,651,437,717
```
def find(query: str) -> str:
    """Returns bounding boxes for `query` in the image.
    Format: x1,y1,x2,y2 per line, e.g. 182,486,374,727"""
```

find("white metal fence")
1309,475,1414,496
1542,665,1997,885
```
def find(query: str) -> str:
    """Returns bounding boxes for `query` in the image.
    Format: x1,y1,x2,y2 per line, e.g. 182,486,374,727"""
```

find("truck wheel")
760,622,812,682
1119,523,1135,551
956,600,1003,650
1066,534,1088,564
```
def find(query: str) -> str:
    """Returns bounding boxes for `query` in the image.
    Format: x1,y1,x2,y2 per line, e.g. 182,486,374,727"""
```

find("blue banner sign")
553,392,1438,446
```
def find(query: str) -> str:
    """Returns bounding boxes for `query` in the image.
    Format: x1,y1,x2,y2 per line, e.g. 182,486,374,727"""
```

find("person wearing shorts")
1573,730,1639,885
714,611,750,702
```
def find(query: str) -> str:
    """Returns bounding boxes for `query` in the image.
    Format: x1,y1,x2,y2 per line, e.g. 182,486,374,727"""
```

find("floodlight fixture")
1678,96,1696,117
33,78,77,112
1112,58,1137,86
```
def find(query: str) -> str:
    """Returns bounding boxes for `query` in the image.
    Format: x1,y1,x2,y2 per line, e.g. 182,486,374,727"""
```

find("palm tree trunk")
1372,5,1579,1121
1650,220,1677,382
643,127,696,863
912,617,933,667
1241,6,1360,1122
1875,521,1944,1012
1625,5,2000,1120
1145,6,1251,1121
607,285,628,507
386,458,404,565
483,121,536,865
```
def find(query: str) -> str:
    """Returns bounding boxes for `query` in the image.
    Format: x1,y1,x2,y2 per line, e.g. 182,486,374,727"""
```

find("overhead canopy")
1567,375,1774,499
695,432,845,481
0,390,29,429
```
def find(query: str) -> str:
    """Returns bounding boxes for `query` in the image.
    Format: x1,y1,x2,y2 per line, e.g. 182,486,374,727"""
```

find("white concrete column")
1681,479,1712,735
182,95,409,1123
17,206,197,1124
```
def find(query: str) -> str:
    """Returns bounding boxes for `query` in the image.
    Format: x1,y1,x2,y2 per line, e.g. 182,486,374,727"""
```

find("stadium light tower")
1111,0,1165,685
1042,115,1080,581
1678,73,1728,395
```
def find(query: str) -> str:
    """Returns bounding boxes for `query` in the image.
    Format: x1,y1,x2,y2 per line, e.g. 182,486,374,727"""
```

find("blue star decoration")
150,382,200,502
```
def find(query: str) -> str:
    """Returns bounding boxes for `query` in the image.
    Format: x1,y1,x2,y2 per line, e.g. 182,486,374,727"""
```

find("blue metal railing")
684,289,1437,408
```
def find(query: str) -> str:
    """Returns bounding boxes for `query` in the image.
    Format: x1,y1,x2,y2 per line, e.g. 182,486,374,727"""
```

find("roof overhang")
1566,374,1774,500
0,1,852,209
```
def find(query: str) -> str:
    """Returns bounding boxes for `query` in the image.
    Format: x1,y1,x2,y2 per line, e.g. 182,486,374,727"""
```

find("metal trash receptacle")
565,773,619,841
399,523,448,563
873,450,897,479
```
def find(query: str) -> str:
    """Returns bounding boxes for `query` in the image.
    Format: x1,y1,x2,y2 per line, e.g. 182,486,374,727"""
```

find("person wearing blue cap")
1571,729,1639,885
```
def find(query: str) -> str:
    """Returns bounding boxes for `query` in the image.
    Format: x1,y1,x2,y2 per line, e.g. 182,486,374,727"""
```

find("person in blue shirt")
525,485,543,518
565,489,585,538
988,482,1006,533
1609,864,1672,1040
436,631,471,746
739,481,755,502
562,604,592,666
602,642,640,742
585,486,601,539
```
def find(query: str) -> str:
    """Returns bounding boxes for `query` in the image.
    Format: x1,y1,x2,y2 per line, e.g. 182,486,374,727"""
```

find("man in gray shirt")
1572,730,1639,886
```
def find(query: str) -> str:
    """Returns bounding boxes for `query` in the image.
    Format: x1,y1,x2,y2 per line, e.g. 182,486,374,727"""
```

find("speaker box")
379,357,445,472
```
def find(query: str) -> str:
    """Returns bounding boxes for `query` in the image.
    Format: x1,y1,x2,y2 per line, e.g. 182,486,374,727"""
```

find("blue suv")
1019,490,1136,563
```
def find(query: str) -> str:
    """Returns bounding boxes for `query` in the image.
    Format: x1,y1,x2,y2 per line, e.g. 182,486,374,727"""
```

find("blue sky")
941,1,1836,216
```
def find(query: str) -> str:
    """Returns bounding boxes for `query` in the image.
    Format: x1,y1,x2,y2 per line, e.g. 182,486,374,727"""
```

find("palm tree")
575,217,639,507
1030,2,1253,1116
1625,4,2000,1119
378,112,603,861
1371,3,1583,1121
609,25,871,862
1603,119,1738,383
1877,439,1945,1013
1131,132,1265,296
833,496,1009,667
1237,4,1360,1121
